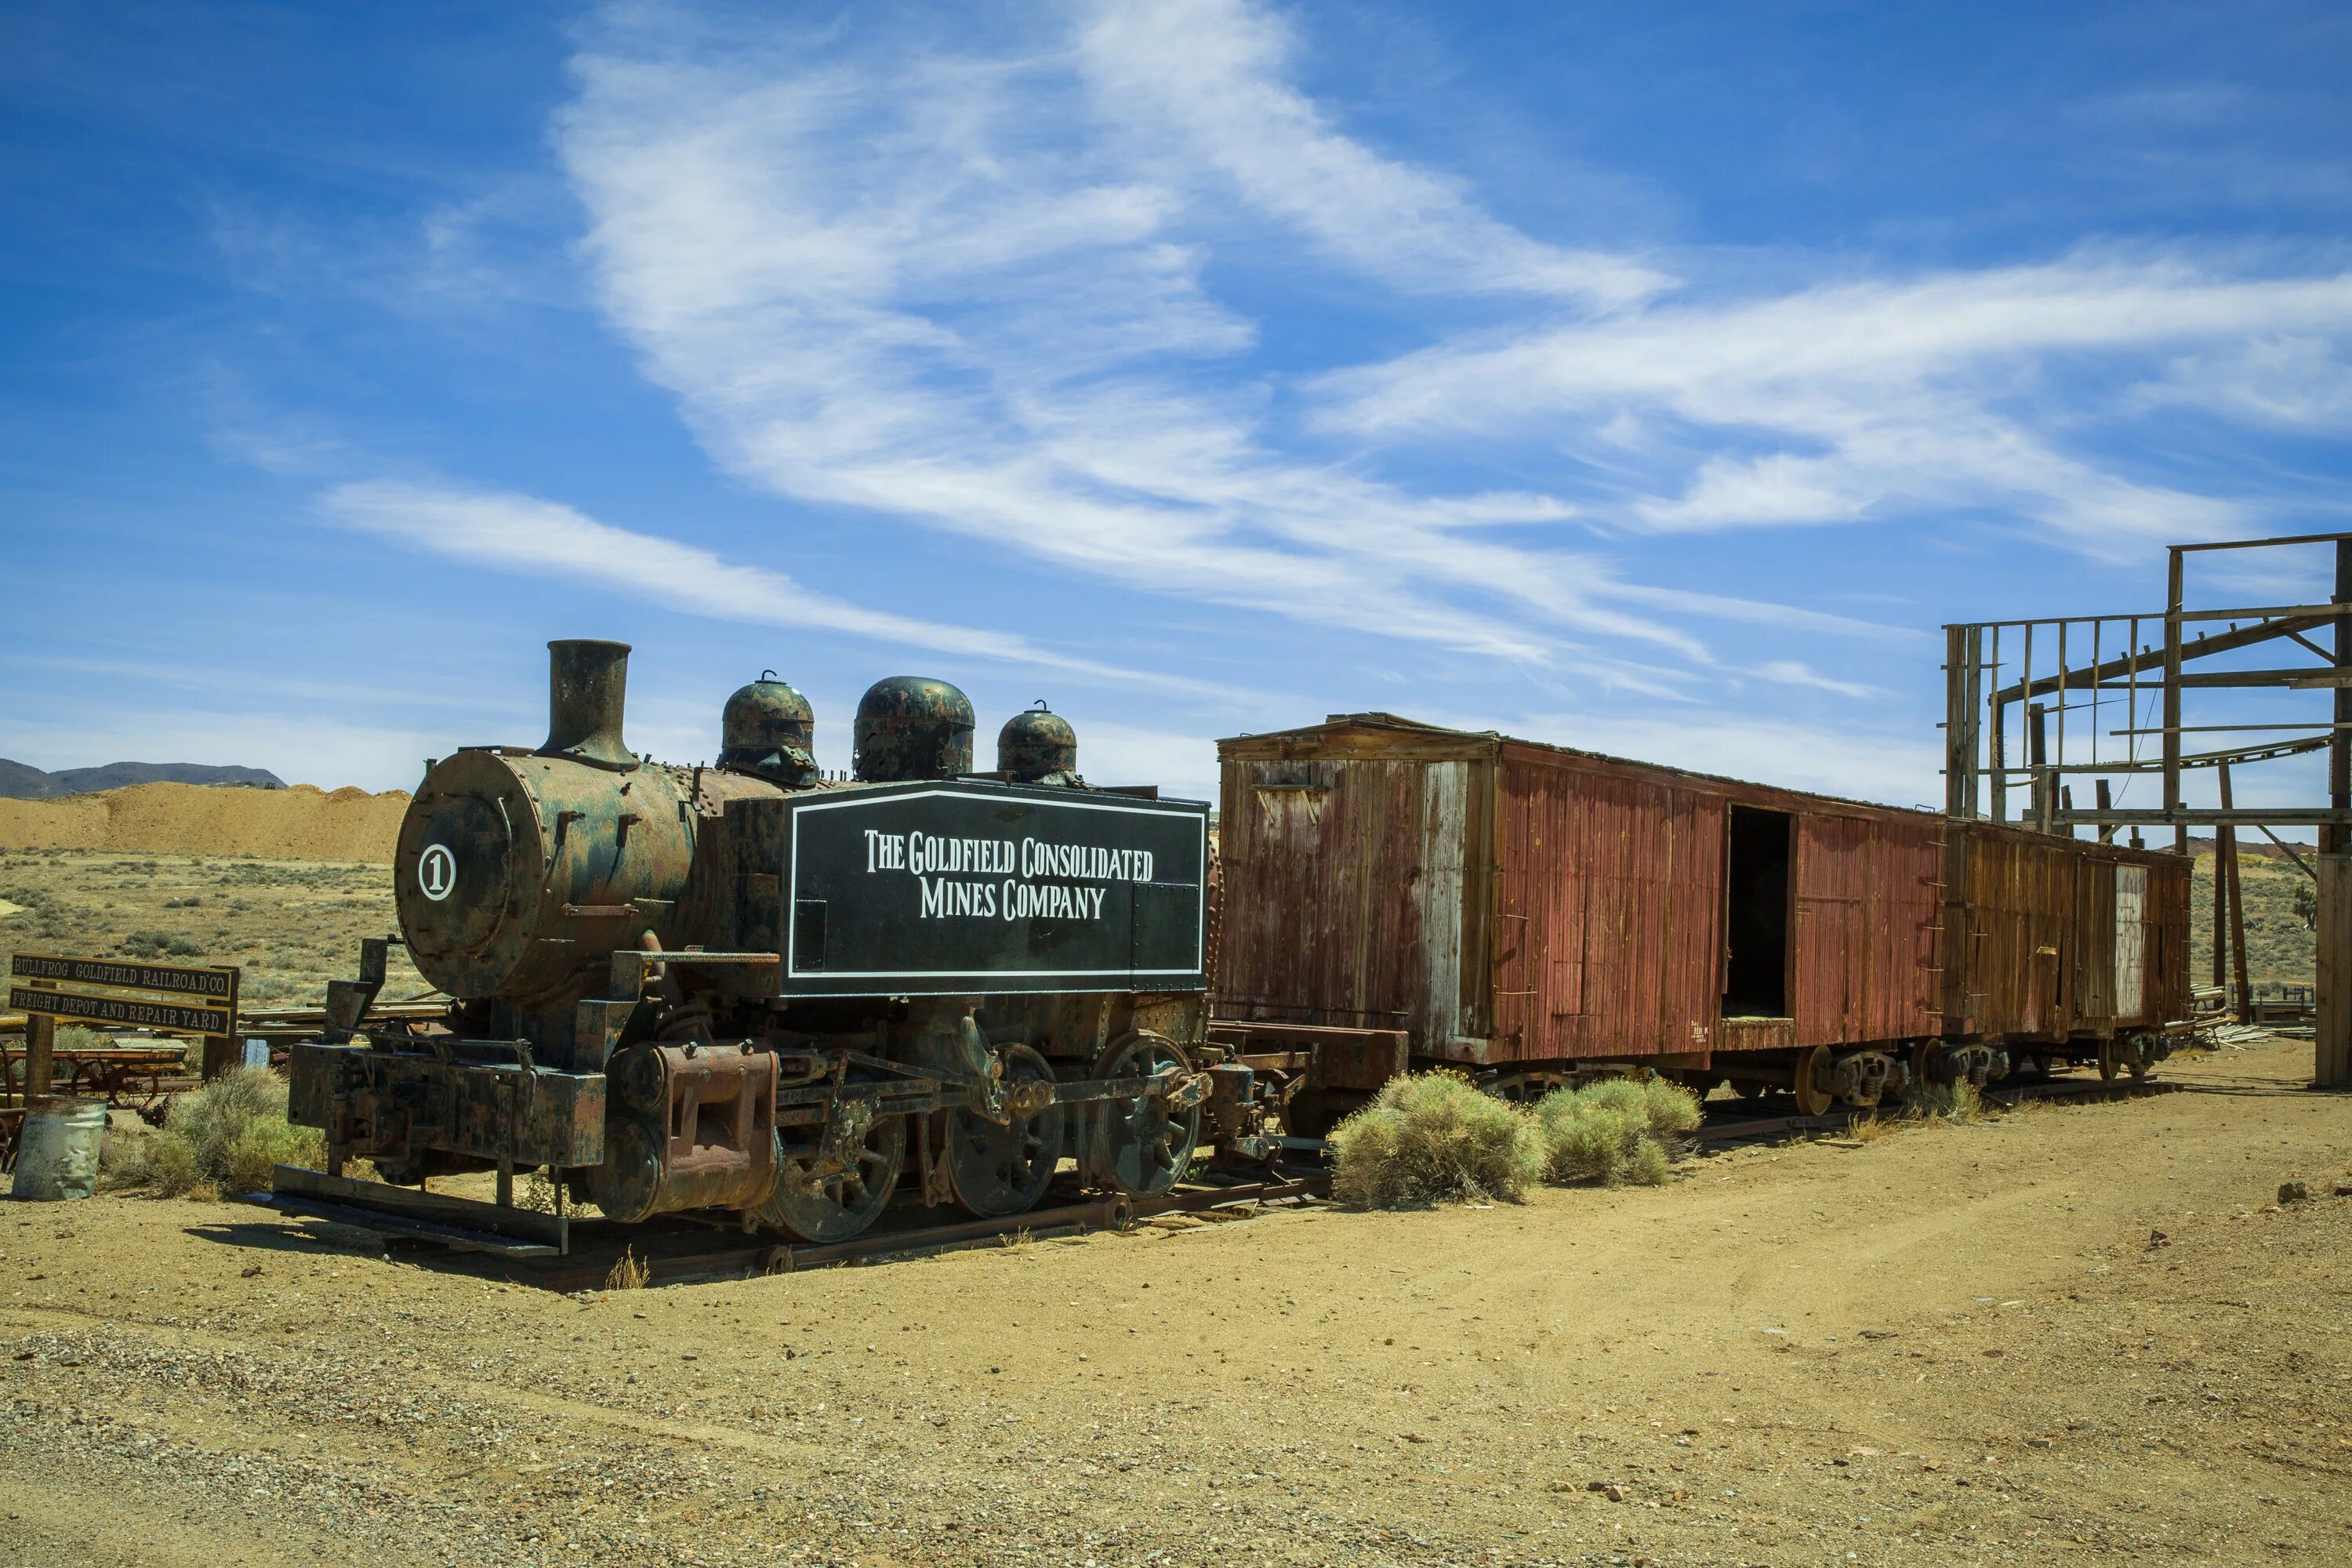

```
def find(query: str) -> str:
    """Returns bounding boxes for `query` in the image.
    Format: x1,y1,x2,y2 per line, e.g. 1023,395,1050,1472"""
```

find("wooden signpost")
7,952,242,1101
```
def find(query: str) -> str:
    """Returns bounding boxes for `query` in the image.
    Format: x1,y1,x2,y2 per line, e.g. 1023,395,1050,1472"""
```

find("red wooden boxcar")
1211,714,2189,1119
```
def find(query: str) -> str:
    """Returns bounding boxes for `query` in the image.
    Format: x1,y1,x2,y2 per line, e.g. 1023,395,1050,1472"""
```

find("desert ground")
0,847,426,1010
5,1035,2348,1568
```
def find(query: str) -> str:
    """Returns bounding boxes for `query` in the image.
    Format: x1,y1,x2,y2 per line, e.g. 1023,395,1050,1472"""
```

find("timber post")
2321,540,2352,1087
24,1012,55,1104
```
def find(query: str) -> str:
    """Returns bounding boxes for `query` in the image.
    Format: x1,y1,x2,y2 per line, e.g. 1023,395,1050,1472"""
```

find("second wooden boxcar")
1210,713,2188,1121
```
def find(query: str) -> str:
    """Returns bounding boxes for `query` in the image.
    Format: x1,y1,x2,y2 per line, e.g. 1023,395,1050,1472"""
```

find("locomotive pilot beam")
287,640,1216,1249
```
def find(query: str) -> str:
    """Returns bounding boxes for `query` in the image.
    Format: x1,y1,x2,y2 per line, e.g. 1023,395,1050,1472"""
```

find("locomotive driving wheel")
761,1098,906,1243
1084,1030,1200,1198
946,1044,1065,1218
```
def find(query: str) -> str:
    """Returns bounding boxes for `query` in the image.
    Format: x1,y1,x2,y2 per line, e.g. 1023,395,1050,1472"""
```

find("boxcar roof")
1219,712,2184,868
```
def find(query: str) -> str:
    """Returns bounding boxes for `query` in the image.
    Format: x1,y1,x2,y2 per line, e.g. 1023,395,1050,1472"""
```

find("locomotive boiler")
289,641,1214,1244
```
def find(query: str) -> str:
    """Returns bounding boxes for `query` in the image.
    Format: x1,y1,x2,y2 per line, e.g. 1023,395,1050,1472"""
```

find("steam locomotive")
288,641,1216,1243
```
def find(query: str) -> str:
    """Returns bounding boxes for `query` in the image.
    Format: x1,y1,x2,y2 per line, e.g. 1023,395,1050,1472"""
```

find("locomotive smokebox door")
779,780,1209,996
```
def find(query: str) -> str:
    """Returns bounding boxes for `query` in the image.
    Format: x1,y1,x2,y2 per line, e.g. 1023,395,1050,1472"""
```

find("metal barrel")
11,1098,106,1201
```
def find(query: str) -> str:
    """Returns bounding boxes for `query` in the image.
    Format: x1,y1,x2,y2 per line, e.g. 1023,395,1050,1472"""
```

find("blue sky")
5,1,2350,809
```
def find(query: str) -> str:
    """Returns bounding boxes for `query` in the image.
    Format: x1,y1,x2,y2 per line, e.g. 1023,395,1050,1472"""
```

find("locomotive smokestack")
539,639,638,770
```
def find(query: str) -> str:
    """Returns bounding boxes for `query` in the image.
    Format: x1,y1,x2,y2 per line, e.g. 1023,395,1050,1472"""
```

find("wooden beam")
23,1013,54,1105
2318,854,2352,1089
2318,543,2352,1088
1992,613,2329,704
2095,779,2115,844
1944,625,1972,819
2165,549,2185,857
2257,826,2316,880
2055,807,2352,826
2220,763,2252,1025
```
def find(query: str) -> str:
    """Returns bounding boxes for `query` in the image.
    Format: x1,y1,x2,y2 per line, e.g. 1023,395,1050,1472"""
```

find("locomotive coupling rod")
1047,1070,1210,1110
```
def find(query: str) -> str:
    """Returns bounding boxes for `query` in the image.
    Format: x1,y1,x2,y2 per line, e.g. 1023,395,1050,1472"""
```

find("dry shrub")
605,1247,650,1290
1536,1098,1646,1184
1901,1079,1984,1124
1534,1076,1704,1187
98,1066,323,1198
1846,1113,1897,1142
1327,1071,1544,1209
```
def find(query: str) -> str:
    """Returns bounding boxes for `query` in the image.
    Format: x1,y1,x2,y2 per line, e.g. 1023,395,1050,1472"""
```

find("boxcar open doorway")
1724,805,1792,1019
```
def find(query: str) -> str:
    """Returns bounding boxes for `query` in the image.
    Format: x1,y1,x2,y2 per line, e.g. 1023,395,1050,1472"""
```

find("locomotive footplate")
768,1050,1210,1127
287,1040,607,1174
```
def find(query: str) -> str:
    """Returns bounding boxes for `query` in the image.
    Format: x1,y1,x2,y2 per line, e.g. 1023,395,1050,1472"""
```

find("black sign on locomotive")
289,642,1232,1251
779,782,1207,994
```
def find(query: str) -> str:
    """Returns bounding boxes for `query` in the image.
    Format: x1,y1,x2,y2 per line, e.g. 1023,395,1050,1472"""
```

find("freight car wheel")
1791,1045,1834,1117
761,1109,906,1243
1085,1031,1200,1197
946,1044,1065,1218
2096,1039,2121,1083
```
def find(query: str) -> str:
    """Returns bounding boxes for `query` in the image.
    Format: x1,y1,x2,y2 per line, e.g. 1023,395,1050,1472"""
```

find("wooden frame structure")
1943,532,2352,1087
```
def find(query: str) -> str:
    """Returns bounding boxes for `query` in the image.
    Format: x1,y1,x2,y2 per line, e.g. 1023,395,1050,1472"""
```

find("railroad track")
1689,1072,2179,1147
243,1165,1331,1290
245,1073,2180,1289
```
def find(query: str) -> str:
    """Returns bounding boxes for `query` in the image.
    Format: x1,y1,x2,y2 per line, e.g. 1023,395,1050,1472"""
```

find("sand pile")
0,782,408,862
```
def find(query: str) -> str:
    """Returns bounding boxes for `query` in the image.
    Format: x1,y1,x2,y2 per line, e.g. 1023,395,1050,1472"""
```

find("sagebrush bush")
1327,1071,1545,1208
1533,1076,1703,1187
99,1066,321,1199
1900,1078,1984,1124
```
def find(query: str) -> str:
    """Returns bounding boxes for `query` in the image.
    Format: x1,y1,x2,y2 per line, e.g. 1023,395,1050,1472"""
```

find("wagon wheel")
2096,1038,2121,1083
760,1100,907,1243
945,1044,1065,1218
1083,1031,1200,1198
1791,1045,1835,1117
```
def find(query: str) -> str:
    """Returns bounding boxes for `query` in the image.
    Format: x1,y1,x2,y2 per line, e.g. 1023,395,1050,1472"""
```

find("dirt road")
5,1037,2349,1568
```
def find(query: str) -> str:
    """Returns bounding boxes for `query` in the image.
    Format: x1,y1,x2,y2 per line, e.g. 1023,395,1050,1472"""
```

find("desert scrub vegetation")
1327,1071,1547,1207
100,1066,322,1199
1900,1078,1985,1123
1327,1070,1708,1207
1,848,430,1009
1534,1077,1704,1187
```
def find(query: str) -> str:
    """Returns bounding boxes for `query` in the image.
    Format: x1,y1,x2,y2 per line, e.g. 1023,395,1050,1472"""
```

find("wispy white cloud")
549,0,1879,689
515,0,2351,730
1754,659,1884,700
321,479,1219,694
2132,336,2352,431
1073,0,1668,308
1315,253,2352,554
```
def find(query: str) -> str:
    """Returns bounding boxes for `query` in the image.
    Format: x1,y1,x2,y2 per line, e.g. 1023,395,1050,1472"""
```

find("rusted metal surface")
1492,746,1721,1063
1217,713,2193,1083
717,673,818,788
291,640,1220,1248
1216,722,1494,1052
1948,824,2187,1041
1789,811,1942,1049
0,1039,191,1123
1203,1021,1408,1090
996,702,1080,785
852,675,976,782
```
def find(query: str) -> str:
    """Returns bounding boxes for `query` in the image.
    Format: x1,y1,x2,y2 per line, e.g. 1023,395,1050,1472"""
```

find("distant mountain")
0,760,287,799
